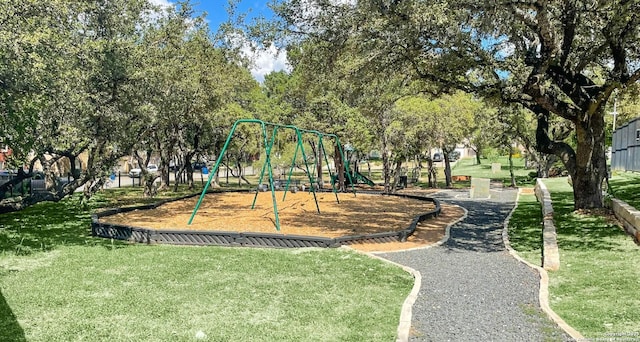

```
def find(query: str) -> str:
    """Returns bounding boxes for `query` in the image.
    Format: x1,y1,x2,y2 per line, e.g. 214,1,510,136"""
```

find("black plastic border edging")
91,190,441,248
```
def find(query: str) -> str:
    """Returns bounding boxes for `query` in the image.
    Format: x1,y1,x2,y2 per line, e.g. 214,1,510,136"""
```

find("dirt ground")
103,190,465,252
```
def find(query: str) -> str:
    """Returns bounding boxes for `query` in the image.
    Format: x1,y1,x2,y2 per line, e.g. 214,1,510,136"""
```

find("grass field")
238,156,535,189
0,192,413,341
608,171,640,209
451,157,536,186
509,178,640,338
505,190,543,266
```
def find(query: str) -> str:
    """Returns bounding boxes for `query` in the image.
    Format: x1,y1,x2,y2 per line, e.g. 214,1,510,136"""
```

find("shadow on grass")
0,187,227,255
549,187,630,252
0,195,125,255
609,173,640,209
508,195,543,253
0,289,25,342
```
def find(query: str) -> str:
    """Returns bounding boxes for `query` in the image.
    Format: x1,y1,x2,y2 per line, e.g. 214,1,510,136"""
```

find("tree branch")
535,108,577,179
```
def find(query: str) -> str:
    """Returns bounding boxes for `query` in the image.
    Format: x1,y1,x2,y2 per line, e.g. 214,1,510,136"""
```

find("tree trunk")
334,144,345,191
427,158,437,188
572,113,606,209
158,152,170,191
187,164,194,190
381,137,392,193
537,153,553,178
382,152,391,193
508,145,516,187
443,152,452,187
159,165,170,191
390,160,402,193
143,174,157,197
536,108,606,209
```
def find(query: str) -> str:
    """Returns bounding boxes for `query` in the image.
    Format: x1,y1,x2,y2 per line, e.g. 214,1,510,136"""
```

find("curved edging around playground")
91,191,441,249
356,205,469,342
503,188,584,341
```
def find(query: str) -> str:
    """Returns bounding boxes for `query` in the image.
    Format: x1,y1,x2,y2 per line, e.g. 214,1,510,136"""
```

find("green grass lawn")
451,157,536,186
243,156,535,189
0,192,413,341
510,178,640,338
608,171,640,209
506,189,543,266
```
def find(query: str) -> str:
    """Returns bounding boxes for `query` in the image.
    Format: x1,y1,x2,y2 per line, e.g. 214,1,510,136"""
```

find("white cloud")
148,0,173,8
228,33,290,82
143,0,174,22
148,0,288,82
244,44,290,83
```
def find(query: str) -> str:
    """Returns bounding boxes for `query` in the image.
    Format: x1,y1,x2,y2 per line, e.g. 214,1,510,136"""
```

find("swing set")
188,119,356,231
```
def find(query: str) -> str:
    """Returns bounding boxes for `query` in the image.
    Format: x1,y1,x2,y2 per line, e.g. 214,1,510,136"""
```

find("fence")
612,117,640,171
0,175,61,197
1,170,227,198
0,173,27,197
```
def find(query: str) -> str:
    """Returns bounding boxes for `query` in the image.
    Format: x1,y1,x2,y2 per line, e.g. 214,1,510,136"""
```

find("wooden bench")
451,175,470,182
31,179,47,193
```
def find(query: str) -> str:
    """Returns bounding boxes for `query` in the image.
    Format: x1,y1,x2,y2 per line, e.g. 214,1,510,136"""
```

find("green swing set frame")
187,119,356,231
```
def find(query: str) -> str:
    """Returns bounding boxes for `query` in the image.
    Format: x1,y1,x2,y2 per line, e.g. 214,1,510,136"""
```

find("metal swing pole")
297,130,321,214
265,126,281,230
251,124,281,230
189,119,252,225
282,133,302,201
319,136,340,204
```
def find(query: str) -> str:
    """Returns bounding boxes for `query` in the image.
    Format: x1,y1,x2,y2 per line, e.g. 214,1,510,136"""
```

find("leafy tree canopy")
269,0,640,209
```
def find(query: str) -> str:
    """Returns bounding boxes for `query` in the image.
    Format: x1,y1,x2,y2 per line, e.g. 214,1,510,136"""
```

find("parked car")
147,164,158,173
129,164,158,178
128,168,142,178
192,161,206,170
169,161,178,172
448,151,460,161
432,153,443,162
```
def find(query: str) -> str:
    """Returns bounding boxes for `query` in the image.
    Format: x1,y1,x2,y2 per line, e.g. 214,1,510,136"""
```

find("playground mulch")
103,191,464,252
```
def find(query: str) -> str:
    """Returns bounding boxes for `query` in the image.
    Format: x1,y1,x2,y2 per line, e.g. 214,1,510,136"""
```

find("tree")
467,104,500,165
135,4,217,195
257,43,377,191
271,0,640,210
131,2,259,196
0,0,150,212
395,92,477,187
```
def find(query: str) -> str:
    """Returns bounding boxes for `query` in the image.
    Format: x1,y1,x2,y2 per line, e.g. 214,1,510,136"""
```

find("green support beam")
188,119,356,231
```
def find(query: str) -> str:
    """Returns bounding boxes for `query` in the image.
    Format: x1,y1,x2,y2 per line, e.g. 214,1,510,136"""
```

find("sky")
150,0,289,82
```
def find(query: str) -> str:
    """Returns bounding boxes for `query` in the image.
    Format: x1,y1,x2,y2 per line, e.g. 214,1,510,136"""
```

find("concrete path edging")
503,188,584,341
534,178,561,271
347,204,469,341
343,247,421,342
610,197,640,244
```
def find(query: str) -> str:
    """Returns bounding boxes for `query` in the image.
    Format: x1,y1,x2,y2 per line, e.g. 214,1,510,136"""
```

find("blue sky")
194,0,273,31
151,0,287,82
152,0,274,31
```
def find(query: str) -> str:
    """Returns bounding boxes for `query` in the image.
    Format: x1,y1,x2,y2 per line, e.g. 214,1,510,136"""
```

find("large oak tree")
0,0,150,212
272,0,640,209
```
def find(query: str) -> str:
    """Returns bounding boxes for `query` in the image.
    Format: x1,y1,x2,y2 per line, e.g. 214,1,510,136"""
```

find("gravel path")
379,188,570,341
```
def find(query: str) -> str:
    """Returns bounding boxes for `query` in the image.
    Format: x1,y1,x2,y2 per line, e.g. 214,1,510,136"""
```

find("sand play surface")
102,191,465,252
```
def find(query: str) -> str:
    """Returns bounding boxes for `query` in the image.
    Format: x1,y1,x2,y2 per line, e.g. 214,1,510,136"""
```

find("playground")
101,190,463,252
